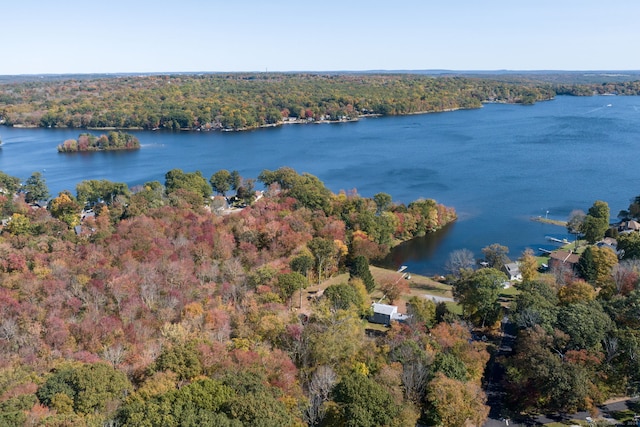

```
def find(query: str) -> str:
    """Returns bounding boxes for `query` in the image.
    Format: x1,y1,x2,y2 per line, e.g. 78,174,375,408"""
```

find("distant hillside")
0,71,639,131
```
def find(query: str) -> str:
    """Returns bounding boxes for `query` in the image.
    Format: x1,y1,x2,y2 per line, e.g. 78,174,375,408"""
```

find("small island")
57,131,140,152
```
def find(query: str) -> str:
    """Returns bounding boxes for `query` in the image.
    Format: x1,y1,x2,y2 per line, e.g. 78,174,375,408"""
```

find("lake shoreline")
1,98,555,133
1,95,635,276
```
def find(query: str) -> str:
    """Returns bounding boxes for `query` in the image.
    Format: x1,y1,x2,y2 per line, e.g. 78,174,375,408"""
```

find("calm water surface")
1,96,639,274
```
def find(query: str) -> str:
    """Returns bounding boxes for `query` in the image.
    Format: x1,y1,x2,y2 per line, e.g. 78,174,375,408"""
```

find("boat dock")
545,236,569,244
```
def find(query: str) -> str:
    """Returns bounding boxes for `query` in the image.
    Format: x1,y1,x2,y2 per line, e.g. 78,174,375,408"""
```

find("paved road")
483,316,517,426
485,398,639,426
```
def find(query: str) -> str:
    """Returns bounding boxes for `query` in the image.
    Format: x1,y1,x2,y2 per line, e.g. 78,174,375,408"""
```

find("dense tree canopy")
454,268,506,327
58,131,140,152
0,73,565,131
331,372,403,427
22,171,50,203
0,171,21,195
164,168,212,201
0,166,466,426
76,179,130,206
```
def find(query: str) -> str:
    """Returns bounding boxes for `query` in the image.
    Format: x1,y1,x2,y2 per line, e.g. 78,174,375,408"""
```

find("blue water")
1,96,639,274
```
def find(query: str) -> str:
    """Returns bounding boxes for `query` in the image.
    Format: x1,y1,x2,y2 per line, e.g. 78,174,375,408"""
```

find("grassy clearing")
370,266,452,296
364,321,389,332
369,265,456,312
445,301,463,315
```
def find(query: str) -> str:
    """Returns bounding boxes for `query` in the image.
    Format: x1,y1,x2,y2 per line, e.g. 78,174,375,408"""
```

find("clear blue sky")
4,0,639,75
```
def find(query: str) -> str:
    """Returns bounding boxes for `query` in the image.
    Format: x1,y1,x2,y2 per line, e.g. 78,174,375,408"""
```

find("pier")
545,236,569,244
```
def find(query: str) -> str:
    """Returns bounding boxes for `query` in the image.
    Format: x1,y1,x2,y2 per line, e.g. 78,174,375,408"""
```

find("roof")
504,262,520,274
549,250,580,264
372,303,398,316
625,220,640,230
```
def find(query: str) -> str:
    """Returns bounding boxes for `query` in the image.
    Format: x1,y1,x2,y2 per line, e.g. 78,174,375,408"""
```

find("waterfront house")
502,262,522,281
620,220,640,233
548,250,580,271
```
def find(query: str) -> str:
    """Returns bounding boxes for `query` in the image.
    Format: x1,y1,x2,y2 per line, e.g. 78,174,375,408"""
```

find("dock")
538,248,552,254
545,236,569,244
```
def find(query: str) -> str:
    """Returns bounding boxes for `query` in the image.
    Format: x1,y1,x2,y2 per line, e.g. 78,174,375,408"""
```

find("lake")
1,95,639,275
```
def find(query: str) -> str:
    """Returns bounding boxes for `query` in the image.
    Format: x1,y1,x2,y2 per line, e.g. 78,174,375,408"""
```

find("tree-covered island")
57,131,140,152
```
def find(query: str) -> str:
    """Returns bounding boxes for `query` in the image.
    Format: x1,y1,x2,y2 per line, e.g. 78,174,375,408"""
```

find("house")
502,262,522,281
81,209,95,221
620,220,640,233
548,250,580,271
596,237,620,256
370,303,398,326
369,303,409,325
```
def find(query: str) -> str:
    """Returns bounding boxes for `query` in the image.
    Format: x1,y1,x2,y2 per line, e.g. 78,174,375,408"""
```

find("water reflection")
381,223,455,271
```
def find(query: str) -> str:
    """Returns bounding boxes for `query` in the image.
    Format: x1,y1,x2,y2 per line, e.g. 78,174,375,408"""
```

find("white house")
503,262,522,281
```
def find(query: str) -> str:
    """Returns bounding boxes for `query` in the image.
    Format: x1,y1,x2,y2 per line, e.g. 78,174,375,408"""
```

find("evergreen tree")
577,246,596,283
582,200,610,244
23,171,50,203
349,255,375,293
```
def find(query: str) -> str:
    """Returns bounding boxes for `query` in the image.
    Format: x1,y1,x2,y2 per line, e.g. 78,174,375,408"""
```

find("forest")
0,167,464,426
2,72,638,132
0,73,562,131
3,164,640,426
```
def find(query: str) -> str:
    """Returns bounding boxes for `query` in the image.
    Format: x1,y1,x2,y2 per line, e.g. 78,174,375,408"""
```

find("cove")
1,95,639,274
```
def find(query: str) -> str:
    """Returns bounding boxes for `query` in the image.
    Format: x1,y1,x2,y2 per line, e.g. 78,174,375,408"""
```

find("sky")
3,0,640,75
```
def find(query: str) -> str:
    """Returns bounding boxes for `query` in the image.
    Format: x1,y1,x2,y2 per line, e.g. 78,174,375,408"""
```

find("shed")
370,303,398,326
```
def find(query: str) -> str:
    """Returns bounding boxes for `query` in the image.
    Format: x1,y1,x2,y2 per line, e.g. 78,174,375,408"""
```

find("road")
483,315,517,426
485,397,639,426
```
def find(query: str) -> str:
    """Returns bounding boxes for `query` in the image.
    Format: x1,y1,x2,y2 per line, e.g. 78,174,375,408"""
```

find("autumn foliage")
0,168,473,426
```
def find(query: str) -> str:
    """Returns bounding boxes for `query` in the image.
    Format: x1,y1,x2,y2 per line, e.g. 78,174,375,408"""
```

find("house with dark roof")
369,303,409,326
596,237,621,256
370,303,398,326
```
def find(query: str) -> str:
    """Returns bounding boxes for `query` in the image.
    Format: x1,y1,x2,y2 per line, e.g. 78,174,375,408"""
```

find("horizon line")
2,69,640,78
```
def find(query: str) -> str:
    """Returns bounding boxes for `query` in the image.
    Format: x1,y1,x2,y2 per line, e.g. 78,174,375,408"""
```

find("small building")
370,303,398,326
502,262,522,281
548,250,580,271
81,209,95,221
596,237,620,256
620,220,640,233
